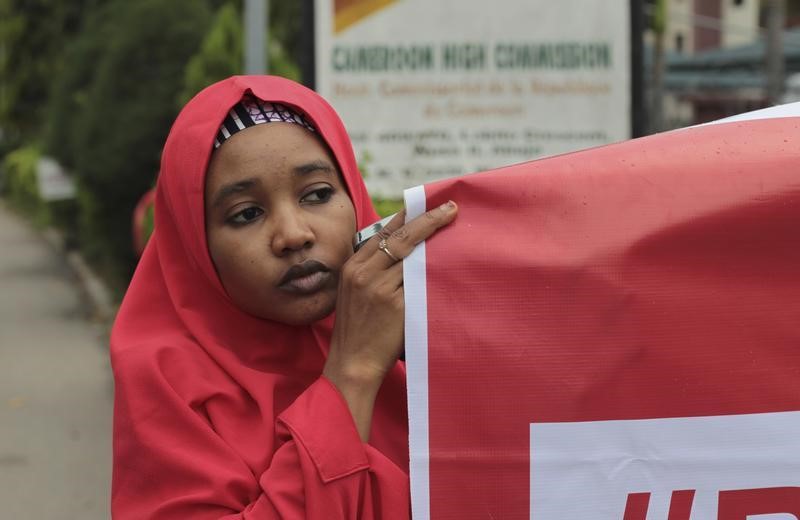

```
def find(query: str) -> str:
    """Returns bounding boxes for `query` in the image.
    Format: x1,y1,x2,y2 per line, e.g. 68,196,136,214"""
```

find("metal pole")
650,0,666,134
301,0,316,89
244,0,268,74
765,0,786,105
630,0,646,137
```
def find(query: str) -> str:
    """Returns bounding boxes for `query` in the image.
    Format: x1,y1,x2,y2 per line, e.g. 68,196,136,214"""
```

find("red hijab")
110,76,409,519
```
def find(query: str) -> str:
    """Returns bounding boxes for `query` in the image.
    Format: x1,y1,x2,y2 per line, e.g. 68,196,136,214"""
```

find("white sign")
36,157,76,201
530,411,800,519
315,0,631,197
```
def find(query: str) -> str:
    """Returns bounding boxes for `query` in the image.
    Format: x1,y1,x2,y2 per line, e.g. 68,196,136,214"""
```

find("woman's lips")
278,260,331,294
281,270,331,294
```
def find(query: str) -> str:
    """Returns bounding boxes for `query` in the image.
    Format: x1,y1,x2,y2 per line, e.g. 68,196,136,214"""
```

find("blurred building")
647,0,760,130
648,0,800,129
664,0,760,53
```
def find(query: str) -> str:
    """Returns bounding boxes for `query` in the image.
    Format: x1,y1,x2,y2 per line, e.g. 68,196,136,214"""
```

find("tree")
179,3,243,106
45,3,116,170
60,0,212,281
179,1,300,106
0,0,107,153
270,1,304,81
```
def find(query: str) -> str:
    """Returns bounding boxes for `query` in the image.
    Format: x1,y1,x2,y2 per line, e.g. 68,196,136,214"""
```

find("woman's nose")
270,207,314,256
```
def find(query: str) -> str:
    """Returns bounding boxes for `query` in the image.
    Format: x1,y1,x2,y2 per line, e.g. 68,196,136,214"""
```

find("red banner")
403,107,800,519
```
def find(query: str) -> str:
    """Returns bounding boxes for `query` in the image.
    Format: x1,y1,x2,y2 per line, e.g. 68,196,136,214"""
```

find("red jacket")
111,76,409,519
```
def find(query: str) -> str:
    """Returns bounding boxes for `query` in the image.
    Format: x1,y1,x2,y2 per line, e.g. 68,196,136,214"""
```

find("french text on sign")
529,411,800,519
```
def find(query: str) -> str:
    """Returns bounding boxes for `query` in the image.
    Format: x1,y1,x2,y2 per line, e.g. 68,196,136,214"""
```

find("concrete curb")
41,228,117,326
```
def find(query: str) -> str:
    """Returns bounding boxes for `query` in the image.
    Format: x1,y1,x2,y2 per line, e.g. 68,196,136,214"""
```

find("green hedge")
3,0,332,296
179,2,300,106
179,3,243,106
1,144,80,245
43,0,212,285
1,145,49,226
372,198,404,218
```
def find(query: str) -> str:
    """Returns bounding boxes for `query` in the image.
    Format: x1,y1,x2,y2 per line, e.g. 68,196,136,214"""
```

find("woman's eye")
229,206,263,225
301,187,334,204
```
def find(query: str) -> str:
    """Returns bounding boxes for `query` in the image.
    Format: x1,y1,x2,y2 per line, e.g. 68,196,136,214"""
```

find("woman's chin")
282,306,335,326
251,295,337,327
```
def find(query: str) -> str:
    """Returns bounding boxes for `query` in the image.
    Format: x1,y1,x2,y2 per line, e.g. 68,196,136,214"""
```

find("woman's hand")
323,200,458,440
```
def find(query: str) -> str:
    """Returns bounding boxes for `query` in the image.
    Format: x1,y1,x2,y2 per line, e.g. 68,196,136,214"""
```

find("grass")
371,198,403,217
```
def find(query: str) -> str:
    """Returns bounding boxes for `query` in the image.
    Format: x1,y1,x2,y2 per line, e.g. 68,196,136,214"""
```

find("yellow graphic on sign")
335,0,398,33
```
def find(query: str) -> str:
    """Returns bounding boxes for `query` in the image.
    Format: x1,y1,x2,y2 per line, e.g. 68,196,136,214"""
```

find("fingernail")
439,200,456,211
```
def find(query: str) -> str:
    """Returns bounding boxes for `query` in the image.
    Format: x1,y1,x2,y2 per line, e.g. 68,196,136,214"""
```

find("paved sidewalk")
0,202,112,518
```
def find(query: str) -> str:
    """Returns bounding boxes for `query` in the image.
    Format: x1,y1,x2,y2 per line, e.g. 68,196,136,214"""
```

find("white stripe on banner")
703,100,800,126
404,184,430,520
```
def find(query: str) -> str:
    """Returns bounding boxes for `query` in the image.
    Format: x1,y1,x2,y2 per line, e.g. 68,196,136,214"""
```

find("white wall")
722,0,760,47
667,0,695,52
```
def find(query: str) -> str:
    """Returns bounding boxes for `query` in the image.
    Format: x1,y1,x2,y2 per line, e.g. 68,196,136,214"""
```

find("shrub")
53,0,212,281
179,3,243,106
44,3,116,172
0,0,109,152
372,198,404,218
179,1,300,106
1,145,49,226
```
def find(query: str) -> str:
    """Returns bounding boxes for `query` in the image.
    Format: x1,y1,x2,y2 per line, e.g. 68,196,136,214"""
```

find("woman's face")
205,123,357,326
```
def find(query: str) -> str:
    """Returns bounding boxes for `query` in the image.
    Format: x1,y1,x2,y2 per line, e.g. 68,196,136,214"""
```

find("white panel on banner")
530,411,800,520
315,0,631,198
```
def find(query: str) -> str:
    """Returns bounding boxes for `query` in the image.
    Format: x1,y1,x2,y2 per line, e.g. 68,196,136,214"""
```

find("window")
675,33,685,53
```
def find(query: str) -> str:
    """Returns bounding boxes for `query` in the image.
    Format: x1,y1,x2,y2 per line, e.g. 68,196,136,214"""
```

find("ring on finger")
378,238,400,262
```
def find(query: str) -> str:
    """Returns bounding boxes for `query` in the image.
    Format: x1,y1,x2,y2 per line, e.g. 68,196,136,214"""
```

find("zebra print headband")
214,94,316,149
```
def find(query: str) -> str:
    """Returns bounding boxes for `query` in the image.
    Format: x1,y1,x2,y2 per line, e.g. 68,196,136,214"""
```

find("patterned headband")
213,94,317,149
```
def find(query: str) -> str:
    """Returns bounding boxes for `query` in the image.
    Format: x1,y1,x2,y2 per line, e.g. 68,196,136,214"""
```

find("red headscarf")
110,76,409,519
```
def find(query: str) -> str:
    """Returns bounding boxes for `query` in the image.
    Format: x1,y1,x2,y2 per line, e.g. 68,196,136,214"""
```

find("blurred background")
0,0,795,517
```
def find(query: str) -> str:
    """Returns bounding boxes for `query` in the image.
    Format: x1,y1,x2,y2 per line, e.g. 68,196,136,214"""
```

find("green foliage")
179,1,300,106
44,4,116,170
268,36,301,82
179,3,243,106
371,198,404,218
0,0,108,151
357,149,375,179
652,0,666,35
644,0,667,34
56,0,212,279
141,200,155,248
270,1,304,81
1,144,49,225
3,0,307,294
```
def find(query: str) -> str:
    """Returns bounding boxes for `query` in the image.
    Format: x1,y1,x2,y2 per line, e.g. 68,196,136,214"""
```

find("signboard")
315,0,631,197
402,104,800,519
36,157,75,201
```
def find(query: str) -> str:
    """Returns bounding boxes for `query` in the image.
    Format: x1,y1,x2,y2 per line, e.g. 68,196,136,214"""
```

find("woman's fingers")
371,200,457,266
356,209,407,256
379,259,404,292
324,203,455,440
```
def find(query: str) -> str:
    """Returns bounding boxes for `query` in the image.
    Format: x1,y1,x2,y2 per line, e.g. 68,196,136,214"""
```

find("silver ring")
378,238,400,262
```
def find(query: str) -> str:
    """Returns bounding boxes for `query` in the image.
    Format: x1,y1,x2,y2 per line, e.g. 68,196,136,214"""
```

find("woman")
110,75,456,518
